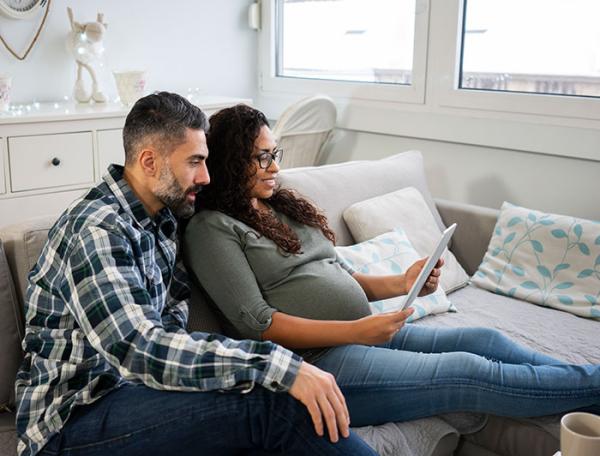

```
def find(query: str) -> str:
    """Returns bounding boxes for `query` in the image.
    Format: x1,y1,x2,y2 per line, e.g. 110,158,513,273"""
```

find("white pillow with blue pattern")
335,228,456,322
472,202,600,319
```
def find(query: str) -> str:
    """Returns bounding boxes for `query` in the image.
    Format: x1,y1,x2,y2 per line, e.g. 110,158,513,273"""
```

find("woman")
184,104,600,427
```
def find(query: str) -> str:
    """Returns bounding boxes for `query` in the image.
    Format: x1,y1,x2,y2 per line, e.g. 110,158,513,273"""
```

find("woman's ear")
138,148,158,177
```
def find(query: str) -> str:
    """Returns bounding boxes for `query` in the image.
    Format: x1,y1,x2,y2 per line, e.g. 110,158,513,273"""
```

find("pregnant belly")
263,264,371,321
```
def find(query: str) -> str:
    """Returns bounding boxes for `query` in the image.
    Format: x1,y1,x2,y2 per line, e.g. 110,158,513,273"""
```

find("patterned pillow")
472,202,600,319
335,228,456,322
343,187,469,293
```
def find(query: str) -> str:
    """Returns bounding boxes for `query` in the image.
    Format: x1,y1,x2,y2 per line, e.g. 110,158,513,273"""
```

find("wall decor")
0,0,51,60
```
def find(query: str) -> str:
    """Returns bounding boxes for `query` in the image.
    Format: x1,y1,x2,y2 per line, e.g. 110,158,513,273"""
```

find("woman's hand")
405,257,444,297
352,307,414,345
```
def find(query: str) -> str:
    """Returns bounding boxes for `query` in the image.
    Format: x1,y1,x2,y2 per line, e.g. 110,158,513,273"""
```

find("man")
15,92,377,456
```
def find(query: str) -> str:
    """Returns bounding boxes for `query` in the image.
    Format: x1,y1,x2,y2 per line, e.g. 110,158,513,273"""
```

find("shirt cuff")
260,344,303,392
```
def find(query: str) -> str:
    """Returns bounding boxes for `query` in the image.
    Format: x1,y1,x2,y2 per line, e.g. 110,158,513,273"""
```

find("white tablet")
400,223,457,311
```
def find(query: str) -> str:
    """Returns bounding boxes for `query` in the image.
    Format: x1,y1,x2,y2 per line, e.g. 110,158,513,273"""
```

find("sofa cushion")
0,241,23,409
414,284,600,364
472,202,600,319
0,216,55,307
279,150,445,246
336,228,456,321
343,187,470,293
1,217,54,412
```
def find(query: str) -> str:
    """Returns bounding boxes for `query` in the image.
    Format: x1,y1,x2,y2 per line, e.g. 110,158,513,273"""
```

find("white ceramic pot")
113,70,146,106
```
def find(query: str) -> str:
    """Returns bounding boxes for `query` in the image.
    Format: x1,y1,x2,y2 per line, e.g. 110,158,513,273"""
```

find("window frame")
258,0,431,104
433,0,600,121
257,0,600,164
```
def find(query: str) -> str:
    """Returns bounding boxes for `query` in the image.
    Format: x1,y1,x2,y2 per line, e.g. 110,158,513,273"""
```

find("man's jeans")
315,325,600,427
39,384,377,456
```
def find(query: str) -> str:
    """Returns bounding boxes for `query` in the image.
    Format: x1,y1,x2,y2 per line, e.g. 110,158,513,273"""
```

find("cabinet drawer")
8,132,94,192
0,139,5,194
97,129,124,177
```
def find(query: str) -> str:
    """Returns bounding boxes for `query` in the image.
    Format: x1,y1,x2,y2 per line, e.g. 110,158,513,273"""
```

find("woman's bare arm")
261,308,413,348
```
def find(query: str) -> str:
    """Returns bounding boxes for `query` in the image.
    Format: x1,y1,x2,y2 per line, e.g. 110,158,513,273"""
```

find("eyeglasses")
255,148,284,169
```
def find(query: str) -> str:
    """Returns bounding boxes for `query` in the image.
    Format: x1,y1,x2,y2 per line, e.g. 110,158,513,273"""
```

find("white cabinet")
97,129,125,176
9,132,94,192
0,96,251,227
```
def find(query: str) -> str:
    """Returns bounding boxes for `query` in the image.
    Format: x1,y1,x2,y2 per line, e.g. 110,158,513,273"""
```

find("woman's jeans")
314,325,600,427
39,383,377,456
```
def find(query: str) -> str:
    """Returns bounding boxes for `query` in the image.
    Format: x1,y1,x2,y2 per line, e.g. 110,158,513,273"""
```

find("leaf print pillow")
336,227,456,322
472,202,600,319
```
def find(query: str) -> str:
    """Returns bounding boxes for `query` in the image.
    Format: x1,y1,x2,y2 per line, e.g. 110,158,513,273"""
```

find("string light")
0,99,130,118
0,89,210,118
186,87,206,102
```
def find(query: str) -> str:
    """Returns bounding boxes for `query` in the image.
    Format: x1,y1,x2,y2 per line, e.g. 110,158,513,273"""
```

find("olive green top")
183,209,371,356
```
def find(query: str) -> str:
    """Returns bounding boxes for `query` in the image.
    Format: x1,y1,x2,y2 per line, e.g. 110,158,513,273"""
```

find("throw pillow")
336,228,456,322
343,187,469,293
472,202,600,319
279,150,445,247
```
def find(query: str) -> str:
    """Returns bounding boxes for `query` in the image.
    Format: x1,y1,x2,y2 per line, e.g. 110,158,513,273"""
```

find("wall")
0,0,258,103
324,130,600,221
259,89,600,221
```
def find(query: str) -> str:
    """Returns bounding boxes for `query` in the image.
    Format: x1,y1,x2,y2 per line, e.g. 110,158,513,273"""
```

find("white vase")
113,70,146,106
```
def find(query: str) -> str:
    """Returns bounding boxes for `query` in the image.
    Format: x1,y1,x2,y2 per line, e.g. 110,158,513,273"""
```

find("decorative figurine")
66,7,107,103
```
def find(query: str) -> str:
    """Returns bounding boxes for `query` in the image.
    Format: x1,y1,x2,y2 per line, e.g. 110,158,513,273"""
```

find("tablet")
400,223,457,311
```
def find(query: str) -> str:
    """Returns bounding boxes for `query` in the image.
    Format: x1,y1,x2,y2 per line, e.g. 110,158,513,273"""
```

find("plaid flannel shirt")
15,165,302,456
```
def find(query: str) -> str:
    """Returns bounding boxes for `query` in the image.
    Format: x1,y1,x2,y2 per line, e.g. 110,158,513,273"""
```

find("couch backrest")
1,217,56,308
278,150,445,246
0,150,444,410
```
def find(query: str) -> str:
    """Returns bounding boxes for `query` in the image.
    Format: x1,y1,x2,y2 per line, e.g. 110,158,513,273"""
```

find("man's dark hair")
122,91,208,165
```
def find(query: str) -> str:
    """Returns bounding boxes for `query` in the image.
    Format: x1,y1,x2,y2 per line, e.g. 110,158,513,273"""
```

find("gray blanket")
353,283,599,456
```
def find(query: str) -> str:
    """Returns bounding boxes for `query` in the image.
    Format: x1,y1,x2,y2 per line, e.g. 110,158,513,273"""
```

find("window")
277,0,416,85
259,0,429,103
260,0,600,123
460,0,600,98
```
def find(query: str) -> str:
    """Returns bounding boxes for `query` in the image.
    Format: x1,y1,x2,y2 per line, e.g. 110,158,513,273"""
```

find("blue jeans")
39,383,377,456
314,325,600,427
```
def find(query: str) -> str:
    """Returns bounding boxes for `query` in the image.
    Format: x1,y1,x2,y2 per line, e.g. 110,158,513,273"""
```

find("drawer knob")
51,157,61,167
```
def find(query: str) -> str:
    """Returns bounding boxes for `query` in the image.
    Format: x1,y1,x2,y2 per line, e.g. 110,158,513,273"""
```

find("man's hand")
405,257,444,297
352,307,414,345
288,362,350,443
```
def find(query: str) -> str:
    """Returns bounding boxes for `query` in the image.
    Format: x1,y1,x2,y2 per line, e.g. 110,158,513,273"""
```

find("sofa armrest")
434,198,499,276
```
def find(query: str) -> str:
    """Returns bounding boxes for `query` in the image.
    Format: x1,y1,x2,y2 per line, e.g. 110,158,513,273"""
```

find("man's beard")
154,165,199,218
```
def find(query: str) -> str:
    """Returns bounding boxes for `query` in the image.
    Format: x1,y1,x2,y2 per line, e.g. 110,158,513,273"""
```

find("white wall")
324,130,600,221
0,0,258,103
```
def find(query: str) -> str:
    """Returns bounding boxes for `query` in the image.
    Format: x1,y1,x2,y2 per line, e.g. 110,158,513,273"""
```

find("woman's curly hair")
197,104,335,254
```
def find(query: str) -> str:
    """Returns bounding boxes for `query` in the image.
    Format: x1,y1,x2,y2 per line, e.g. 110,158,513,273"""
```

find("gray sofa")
1,150,598,456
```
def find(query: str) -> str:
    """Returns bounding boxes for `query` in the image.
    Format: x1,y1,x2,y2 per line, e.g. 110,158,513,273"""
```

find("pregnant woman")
183,104,600,427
